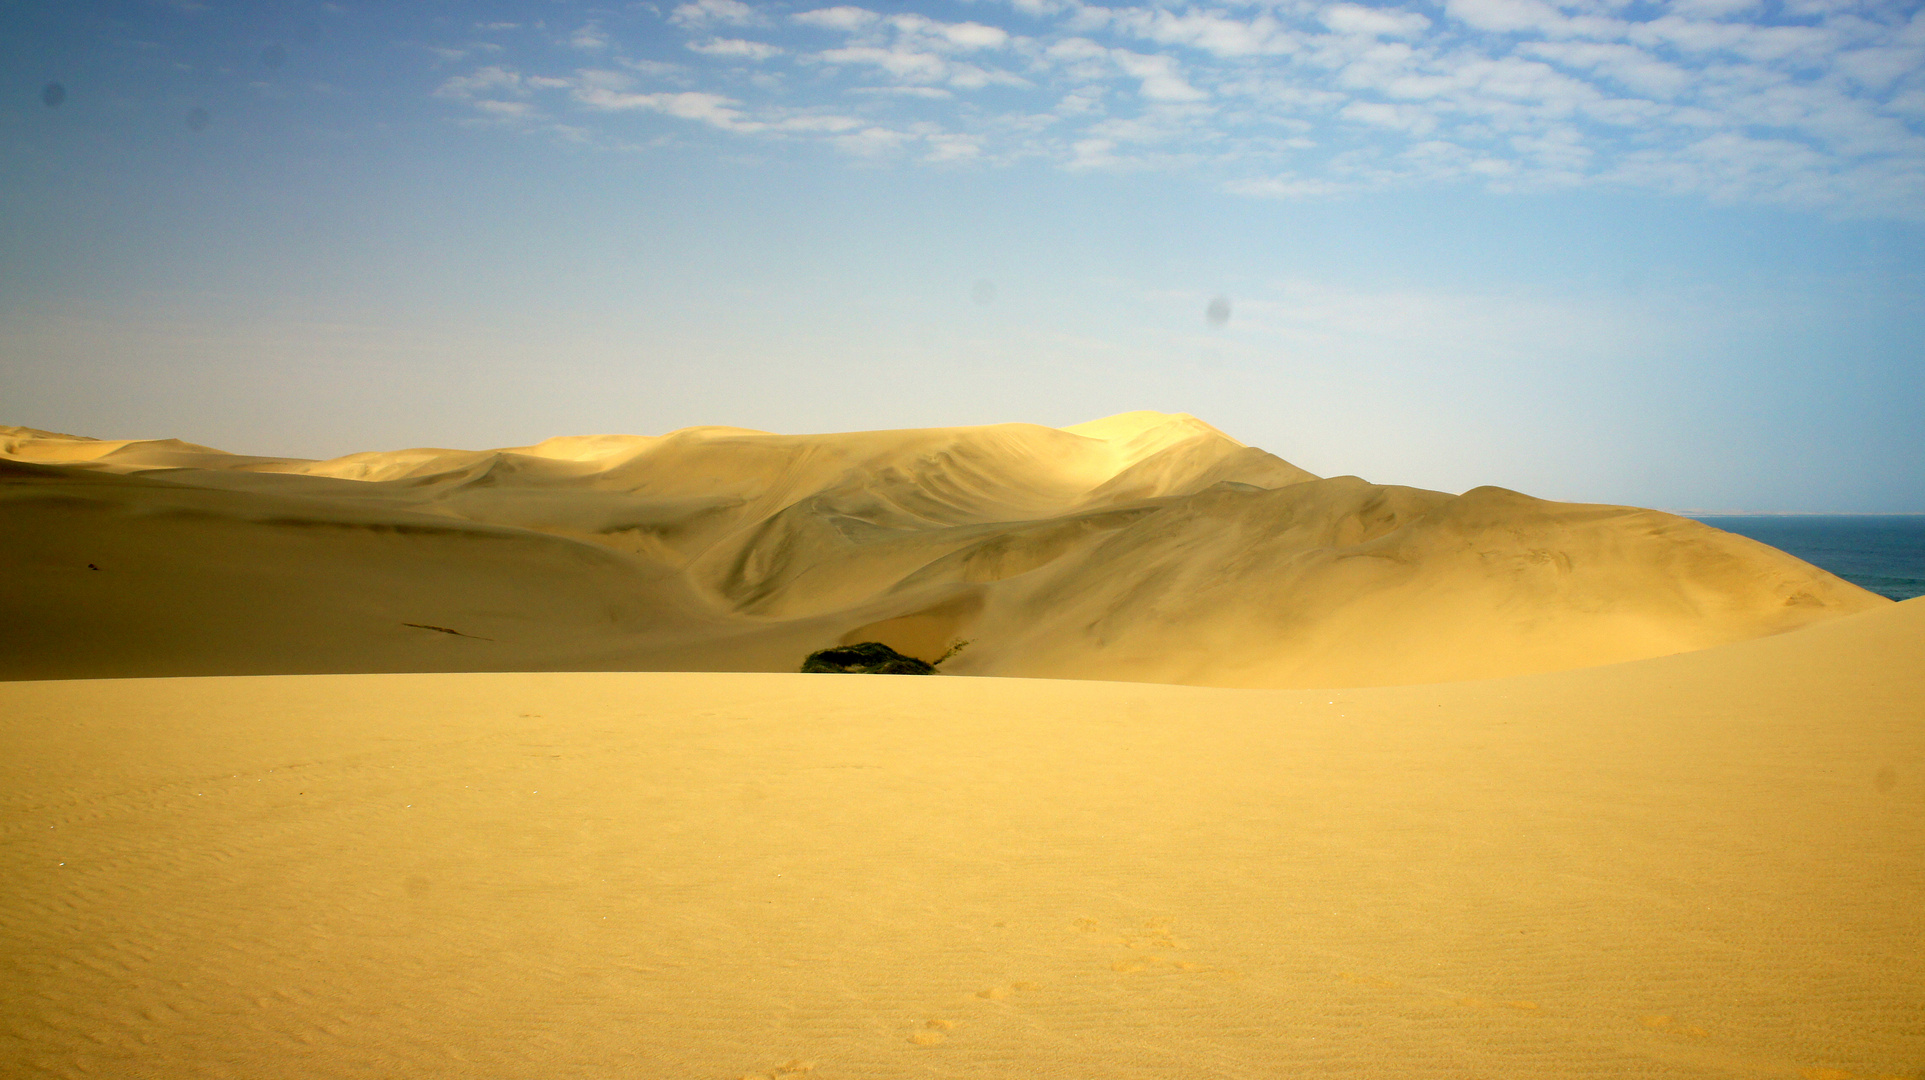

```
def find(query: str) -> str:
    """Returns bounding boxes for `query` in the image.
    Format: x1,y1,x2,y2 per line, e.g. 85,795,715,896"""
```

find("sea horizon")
1687,514,1925,602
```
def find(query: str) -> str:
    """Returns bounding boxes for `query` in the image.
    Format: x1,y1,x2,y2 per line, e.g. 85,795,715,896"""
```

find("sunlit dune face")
0,414,1885,685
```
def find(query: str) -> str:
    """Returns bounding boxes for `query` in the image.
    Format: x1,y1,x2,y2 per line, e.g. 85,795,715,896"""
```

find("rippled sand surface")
4,598,1920,1078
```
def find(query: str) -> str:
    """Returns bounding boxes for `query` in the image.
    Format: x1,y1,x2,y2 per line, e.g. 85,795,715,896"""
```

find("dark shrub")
801,642,937,675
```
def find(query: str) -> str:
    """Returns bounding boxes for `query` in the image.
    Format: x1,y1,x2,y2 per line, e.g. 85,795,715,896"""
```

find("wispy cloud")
670,0,769,29
421,0,1925,218
688,38,785,60
794,7,883,33
568,23,611,51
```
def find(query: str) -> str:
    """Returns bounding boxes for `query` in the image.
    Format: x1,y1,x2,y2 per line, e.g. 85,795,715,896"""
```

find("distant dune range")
0,412,1888,684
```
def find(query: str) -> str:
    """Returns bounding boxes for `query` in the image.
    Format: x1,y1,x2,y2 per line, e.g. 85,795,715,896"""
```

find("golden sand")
1,414,1916,1077
2,597,1920,1077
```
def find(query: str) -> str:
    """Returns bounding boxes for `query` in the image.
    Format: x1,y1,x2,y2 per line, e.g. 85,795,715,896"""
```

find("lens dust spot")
971,278,996,306
261,43,287,69
1206,296,1231,326
186,106,210,131
42,81,66,107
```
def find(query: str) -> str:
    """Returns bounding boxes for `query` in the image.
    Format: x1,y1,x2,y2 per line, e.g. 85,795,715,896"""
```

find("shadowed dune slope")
2,599,1920,1078
0,415,1886,685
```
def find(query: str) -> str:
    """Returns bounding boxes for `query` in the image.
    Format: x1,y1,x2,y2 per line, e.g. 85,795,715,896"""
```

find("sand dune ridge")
0,414,1886,684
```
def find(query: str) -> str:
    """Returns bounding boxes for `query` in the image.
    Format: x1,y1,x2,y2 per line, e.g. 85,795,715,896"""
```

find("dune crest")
0,416,1886,684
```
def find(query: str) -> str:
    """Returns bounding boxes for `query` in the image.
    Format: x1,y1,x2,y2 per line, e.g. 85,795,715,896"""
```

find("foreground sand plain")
2,598,1921,1078
0,413,1890,685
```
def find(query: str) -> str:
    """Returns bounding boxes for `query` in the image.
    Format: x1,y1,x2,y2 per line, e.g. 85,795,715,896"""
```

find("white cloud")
577,87,760,131
688,38,784,60
1836,41,1925,91
947,64,1032,90
434,66,524,100
851,85,956,98
1045,36,1111,65
885,13,1011,51
1067,136,1124,168
1609,130,1846,206
814,39,1029,90
1670,0,1764,18
1523,42,1693,99
776,113,865,132
568,23,610,51
1444,0,1622,39
1054,86,1105,114
924,132,985,160
1627,17,1838,64
425,0,1925,218
1341,99,1439,133
793,6,880,32
473,99,539,119
1887,87,1925,116
834,125,910,155
616,58,683,79
1112,50,1209,101
1114,8,1299,57
575,69,635,93
820,45,950,82
938,21,1011,50
670,0,766,29
1320,4,1432,40
1224,173,1352,197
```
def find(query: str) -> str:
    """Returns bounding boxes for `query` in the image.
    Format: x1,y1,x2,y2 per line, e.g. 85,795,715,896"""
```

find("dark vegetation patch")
801,642,937,675
403,622,493,641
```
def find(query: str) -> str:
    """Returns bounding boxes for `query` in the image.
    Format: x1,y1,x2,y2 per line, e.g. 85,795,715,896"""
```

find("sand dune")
3,415,1917,1076
0,414,1886,684
3,597,1919,1078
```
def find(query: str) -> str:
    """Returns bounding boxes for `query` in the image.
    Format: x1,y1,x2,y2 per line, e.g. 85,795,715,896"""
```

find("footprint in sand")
1086,918,1238,979
1095,916,1187,951
909,1019,953,1046
1113,954,1235,976
975,982,1041,1000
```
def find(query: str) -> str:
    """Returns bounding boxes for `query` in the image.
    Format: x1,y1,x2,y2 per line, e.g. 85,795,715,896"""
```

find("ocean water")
1691,515,1925,602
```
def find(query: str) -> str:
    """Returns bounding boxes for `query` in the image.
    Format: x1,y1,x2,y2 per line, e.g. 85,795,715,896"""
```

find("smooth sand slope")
3,599,1921,1078
0,414,1888,685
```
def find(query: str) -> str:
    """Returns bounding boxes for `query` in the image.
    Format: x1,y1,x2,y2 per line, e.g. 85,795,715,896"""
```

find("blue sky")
2,0,1921,510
